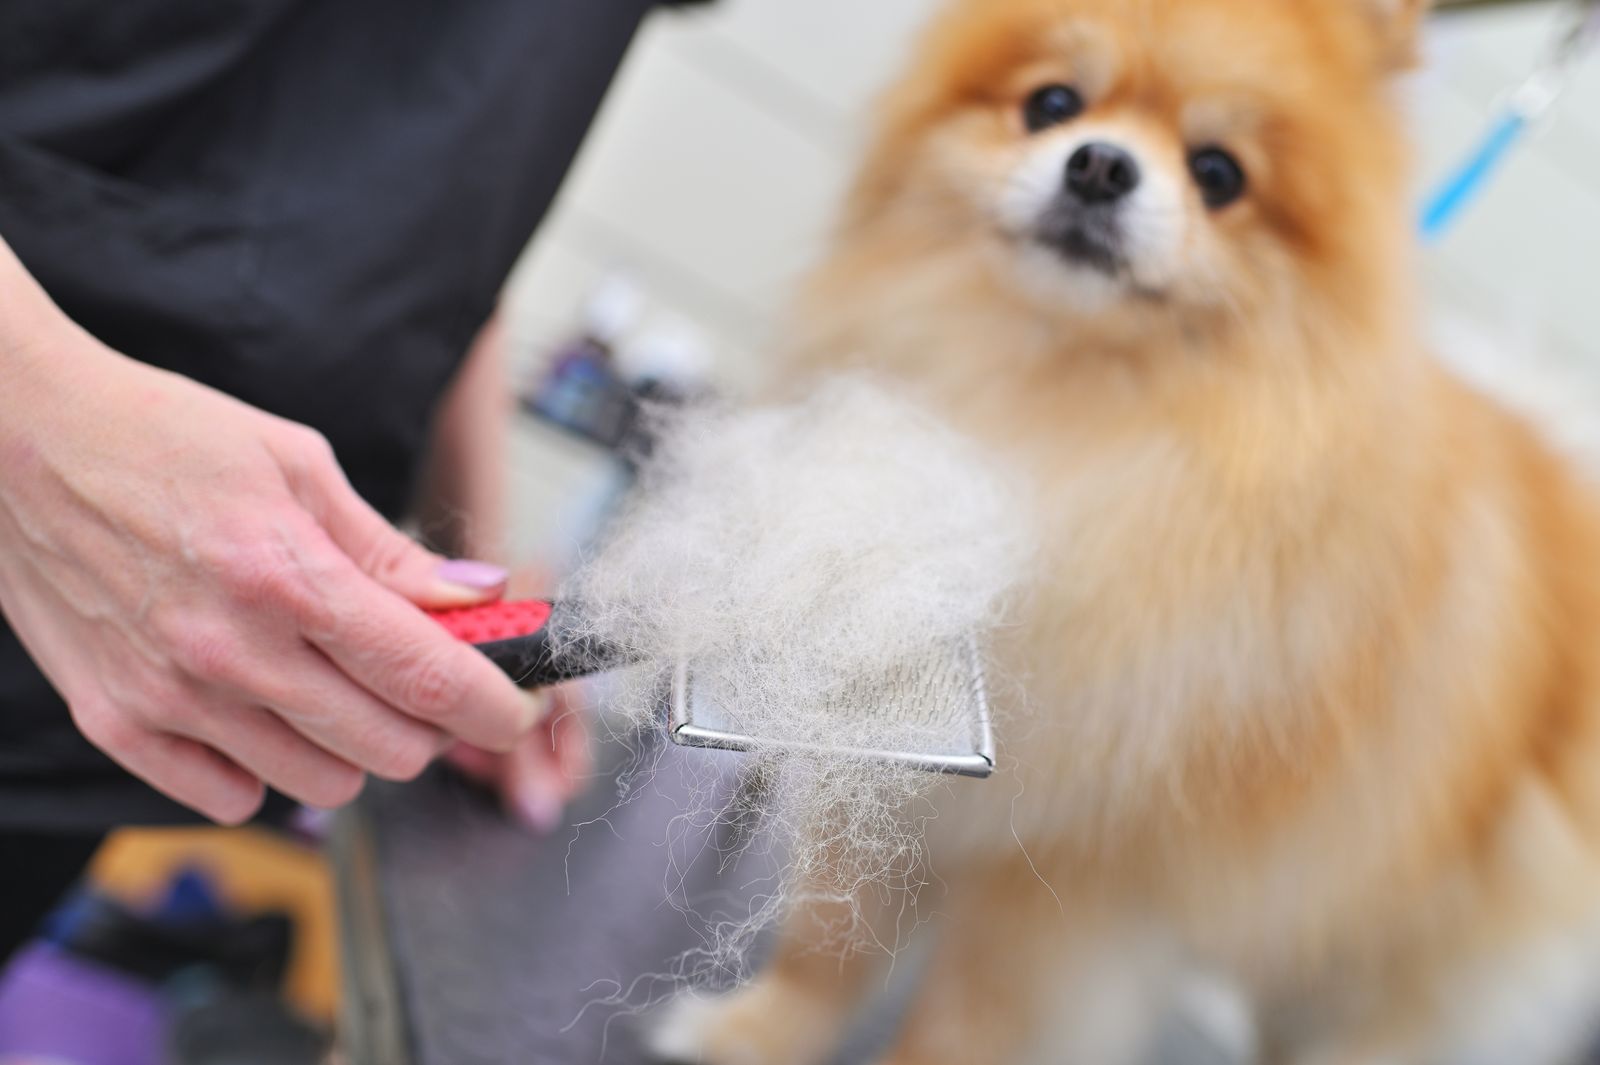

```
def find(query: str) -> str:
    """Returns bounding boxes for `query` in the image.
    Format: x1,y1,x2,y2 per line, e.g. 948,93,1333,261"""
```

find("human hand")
445,685,593,833
439,567,594,833
0,326,542,824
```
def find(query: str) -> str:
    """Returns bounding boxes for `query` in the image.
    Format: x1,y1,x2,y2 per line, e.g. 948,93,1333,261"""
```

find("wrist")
0,254,119,440
0,322,127,469
0,233,74,356
0,321,114,421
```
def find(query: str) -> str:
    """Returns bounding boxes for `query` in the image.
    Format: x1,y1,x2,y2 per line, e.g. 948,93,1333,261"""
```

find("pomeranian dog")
651,0,1600,1062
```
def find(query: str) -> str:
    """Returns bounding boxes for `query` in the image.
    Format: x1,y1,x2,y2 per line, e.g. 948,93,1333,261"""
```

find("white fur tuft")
559,376,1033,968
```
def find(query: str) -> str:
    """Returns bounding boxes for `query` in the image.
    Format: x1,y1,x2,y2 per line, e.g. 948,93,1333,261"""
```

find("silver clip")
1508,0,1600,122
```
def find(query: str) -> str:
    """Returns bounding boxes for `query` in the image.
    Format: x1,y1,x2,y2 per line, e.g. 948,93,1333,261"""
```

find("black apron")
0,0,653,829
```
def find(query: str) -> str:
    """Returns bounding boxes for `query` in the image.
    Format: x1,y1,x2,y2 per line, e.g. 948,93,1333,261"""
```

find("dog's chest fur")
786,268,1600,975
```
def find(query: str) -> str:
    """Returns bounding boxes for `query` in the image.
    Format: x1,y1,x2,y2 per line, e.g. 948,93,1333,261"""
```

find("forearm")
0,235,124,456
416,310,512,561
0,233,73,366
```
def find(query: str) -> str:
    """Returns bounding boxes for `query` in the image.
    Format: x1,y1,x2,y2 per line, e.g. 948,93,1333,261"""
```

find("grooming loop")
668,636,997,778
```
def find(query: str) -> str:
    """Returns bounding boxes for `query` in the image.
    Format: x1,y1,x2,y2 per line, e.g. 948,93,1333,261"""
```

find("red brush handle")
424,599,609,689
426,599,553,645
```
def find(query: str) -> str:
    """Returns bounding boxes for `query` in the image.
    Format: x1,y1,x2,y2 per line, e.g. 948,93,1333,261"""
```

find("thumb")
283,433,507,609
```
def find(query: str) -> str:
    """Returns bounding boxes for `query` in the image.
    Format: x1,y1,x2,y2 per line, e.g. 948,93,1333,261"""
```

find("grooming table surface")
334,733,1232,1065
333,735,908,1064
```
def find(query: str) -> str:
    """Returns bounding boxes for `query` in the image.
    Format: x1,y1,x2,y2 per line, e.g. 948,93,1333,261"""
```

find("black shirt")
0,0,652,829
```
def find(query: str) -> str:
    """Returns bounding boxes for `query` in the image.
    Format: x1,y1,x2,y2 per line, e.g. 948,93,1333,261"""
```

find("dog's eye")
1023,85,1084,133
1189,147,1247,209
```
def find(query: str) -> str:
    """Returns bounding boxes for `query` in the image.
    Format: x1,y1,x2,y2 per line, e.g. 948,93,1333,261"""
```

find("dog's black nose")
1065,143,1140,204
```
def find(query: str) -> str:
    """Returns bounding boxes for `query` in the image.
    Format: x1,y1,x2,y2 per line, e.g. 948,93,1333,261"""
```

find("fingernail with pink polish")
515,785,563,834
436,559,509,590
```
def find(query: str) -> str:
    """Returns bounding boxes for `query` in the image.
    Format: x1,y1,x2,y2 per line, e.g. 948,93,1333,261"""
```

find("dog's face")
851,0,1423,339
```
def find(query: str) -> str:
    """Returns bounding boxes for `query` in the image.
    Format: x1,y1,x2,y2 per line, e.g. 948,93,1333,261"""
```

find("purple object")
0,943,165,1065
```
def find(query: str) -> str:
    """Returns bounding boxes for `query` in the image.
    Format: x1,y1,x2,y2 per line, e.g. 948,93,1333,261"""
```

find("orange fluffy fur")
651,1,1600,1062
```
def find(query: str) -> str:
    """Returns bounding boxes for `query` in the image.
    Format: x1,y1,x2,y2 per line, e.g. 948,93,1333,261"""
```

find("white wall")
499,0,1600,560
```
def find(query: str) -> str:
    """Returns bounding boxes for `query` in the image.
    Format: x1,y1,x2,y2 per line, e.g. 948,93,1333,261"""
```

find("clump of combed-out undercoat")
559,375,1032,963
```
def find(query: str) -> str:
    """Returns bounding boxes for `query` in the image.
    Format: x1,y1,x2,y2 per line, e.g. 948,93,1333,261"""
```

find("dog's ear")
1362,0,1432,71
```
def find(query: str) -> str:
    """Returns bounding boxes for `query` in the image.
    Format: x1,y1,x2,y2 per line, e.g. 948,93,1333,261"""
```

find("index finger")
299,550,540,751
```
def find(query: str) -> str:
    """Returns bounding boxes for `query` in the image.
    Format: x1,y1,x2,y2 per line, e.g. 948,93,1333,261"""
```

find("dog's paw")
645,991,725,1064
643,982,840,1065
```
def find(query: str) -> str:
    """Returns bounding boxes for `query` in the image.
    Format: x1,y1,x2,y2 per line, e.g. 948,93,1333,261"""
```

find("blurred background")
2,2,1593,1063
497,0,1600,565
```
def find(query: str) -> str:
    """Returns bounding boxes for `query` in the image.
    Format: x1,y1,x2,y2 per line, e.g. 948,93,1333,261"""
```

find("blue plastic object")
1419,110,1530,241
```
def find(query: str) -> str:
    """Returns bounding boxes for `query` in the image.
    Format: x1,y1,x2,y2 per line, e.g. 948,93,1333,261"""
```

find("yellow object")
89,827,339,1025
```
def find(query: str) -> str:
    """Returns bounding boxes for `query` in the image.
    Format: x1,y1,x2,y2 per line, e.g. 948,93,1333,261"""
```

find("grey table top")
334,733,921,1065
333,731,1238,1065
